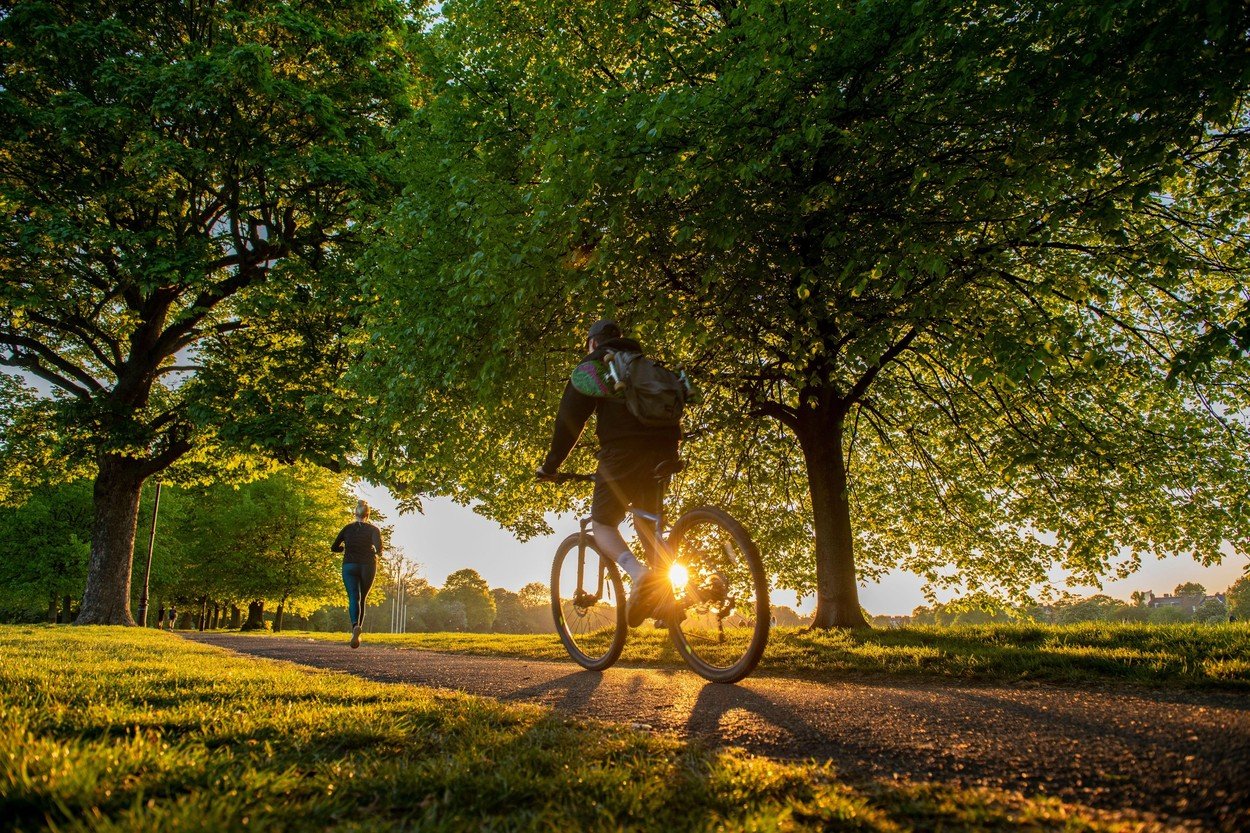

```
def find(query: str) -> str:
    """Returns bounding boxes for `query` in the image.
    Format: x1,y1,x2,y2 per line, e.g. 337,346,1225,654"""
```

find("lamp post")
136,479,162,627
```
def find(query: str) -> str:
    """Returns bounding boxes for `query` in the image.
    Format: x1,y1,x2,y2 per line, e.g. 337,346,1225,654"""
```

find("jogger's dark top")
332,521,383,564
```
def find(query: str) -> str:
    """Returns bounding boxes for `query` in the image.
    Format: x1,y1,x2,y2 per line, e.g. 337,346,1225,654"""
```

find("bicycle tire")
550,532,627,671
664,506,769,683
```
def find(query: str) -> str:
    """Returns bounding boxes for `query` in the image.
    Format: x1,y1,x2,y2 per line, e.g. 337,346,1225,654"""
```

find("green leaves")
0,1,420,621
0,480,93,618
366,0,1250,610
0,0,415,477
152,465,356,610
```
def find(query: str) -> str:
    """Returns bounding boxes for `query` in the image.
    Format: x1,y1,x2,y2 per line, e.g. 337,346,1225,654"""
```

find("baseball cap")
587,319,622,341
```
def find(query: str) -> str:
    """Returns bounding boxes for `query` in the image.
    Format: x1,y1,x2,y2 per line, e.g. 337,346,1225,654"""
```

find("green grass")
258,622,1250,689
1,626,1149,832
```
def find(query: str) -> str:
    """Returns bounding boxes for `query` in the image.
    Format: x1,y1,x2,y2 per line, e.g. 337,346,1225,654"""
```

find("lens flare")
668,562,689,590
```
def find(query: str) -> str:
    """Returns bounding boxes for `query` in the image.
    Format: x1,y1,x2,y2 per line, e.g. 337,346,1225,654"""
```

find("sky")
354,482,1248,616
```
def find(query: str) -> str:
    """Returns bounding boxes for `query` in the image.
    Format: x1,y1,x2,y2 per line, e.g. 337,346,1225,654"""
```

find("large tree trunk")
76,455,145,625
273,598,286,633
240,600,266,631
229,605,241,629
796,400,869,629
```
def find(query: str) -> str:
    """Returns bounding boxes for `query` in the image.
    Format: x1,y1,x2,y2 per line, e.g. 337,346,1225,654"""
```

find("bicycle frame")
574,486,672,603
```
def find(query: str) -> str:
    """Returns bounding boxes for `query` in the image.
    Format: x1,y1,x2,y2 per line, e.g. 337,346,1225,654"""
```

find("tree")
438,569,496,632
1174,582,1208,598
910,593,1018,626
1148,605,1190,624
1227,575,1250,621
0,1,414,624
365,0,1250,628
490,588,527,633
399,578,439,633
154,466,354,629
0,480,93,622
1053,594,1131,624
517,582,550,611
0,376,90,508
491,583,555,633
1194,597,1228,623
771,606,809,628
517,580,555,632
246,466,353,631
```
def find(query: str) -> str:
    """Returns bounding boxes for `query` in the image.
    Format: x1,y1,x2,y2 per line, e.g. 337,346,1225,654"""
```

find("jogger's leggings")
342,560,376,629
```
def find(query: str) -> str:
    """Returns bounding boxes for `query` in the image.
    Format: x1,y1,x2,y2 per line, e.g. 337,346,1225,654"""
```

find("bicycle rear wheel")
664,507,769,683
550,532,627,671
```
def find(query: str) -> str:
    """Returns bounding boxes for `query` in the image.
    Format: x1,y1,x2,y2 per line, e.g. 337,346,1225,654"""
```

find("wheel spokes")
670,520,765,671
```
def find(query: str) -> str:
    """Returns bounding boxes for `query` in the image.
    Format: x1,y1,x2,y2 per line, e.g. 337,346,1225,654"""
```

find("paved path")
189,634,1249,831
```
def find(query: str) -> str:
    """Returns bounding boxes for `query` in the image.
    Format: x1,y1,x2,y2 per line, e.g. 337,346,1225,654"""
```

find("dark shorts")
591,443,680,525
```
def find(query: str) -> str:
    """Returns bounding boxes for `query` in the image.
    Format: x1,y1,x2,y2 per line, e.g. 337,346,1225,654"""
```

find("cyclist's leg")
590,522,641,575
591,447,647,583
593,445,677,569
631,454,670,562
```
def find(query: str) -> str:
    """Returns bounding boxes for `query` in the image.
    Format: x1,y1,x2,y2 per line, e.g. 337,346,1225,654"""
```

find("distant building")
1146,591,1226,616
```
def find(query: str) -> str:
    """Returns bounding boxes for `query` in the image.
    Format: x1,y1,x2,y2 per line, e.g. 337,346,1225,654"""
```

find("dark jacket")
541,336,681,472
332,521,383,565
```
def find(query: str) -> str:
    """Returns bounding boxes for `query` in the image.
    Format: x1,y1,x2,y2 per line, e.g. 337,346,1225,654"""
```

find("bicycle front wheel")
550,532,627,671
665,507,769,683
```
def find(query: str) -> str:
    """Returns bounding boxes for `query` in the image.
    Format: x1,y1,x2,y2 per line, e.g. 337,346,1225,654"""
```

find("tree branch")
845,324,921,404
24,309,121,375
0,334,105,397
748,399,799,431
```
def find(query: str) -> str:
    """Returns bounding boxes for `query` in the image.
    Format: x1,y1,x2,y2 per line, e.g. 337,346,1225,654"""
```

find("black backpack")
604,350,688,428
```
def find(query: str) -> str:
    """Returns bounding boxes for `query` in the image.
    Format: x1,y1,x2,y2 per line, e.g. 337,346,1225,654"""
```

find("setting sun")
668,563,689,591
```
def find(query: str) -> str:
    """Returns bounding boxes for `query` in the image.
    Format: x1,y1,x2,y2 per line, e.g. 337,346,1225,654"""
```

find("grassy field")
1,626,1156,832
256,622,1250,689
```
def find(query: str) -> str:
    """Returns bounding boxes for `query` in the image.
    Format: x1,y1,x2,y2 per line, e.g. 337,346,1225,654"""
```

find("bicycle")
543,461,770,684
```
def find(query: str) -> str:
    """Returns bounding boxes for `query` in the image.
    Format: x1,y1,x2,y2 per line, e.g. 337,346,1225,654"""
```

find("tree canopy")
0,0,415,623
362,0,1250,626
3,0,1249,630
439,568,497,632
164,464,355,627
0,465,356,625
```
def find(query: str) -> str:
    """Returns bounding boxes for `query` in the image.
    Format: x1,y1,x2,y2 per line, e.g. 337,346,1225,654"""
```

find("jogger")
332,501,384,648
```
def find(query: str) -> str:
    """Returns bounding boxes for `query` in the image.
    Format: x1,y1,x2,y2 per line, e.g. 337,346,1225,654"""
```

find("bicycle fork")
574,517,607,607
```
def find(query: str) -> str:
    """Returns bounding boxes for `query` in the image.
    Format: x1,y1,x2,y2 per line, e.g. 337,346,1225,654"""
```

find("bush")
1195,598,1229,624
1149,605,1190,624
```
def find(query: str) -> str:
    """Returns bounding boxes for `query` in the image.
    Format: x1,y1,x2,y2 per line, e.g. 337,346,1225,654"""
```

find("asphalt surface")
188,634,1249,831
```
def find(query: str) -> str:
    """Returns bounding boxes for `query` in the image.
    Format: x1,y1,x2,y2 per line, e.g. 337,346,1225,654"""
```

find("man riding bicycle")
536,319,679,627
